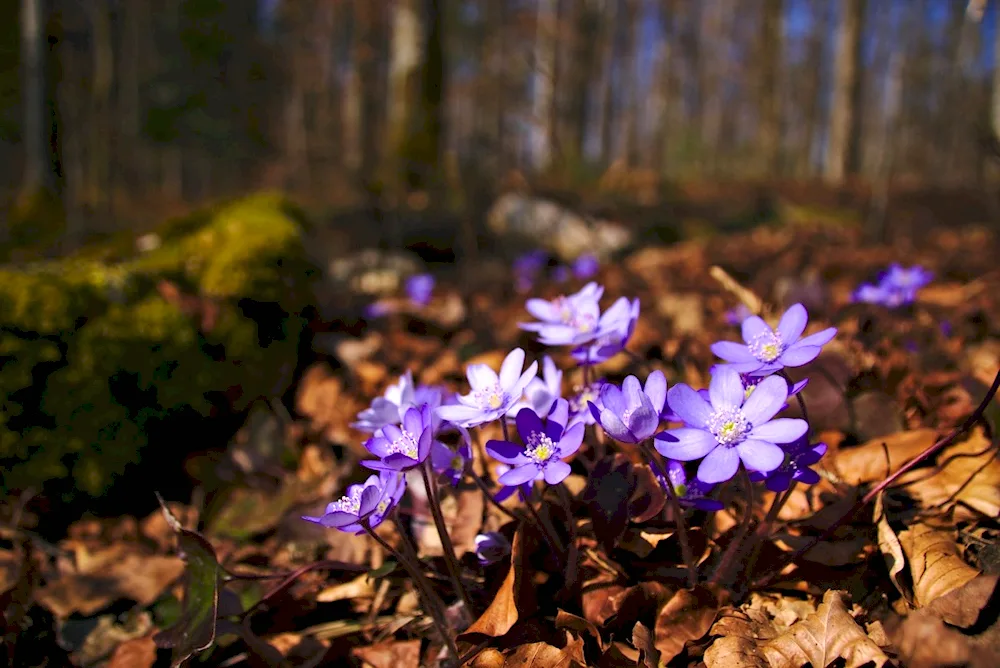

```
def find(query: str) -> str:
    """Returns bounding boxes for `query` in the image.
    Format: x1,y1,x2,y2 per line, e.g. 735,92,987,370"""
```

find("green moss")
0,192,319,497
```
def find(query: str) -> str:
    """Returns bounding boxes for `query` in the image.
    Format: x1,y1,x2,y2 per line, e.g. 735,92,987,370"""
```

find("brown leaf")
598,641,640,667
652,586,719,664
461,528,524,639
898,523,980,607
926,574,999,628
36,541,184,617
897,427,1000,521
555,609,603,650
884,610,995,668
760,590,888,668
504,640,579,668
107,634,158,668
831,428,940,485
704,636,769,668
351,639,421,668
631,622,658,668
470,648,506,668
873,491,912,604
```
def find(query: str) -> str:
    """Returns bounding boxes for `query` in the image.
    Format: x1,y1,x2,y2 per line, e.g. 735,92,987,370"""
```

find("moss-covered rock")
0,192,319,497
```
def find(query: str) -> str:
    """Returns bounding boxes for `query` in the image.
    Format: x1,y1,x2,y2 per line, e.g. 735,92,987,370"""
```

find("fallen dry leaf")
898,522,980,607
925,573,999,628
504,639,581,668
874,491,912,605
760,590,888,668
652,586,719,664
351,639,421,668
704,636,769,668
831,428,940,486
315,573,376,603
106,633,157,668
461,528,524,639
36,541,184,617
885,608,1000,668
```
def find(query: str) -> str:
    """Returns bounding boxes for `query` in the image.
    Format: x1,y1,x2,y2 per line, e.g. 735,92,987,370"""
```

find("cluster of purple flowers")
308,271,837,556
853,263,932,308
513,250,600,293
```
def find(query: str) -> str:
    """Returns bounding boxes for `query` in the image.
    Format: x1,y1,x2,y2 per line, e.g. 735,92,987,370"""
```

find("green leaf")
367,561,398,581
152,494,223,668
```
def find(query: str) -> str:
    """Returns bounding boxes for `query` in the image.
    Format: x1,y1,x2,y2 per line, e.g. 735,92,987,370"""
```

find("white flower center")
748,331,784,362
570,383,599,413
525,431,558,465
620,408,634,427
387,429,419,459
330,486,363,515
475,383,508,410
708,407,751,446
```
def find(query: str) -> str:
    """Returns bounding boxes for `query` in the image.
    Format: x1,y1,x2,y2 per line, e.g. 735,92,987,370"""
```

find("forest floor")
3,203,1000,668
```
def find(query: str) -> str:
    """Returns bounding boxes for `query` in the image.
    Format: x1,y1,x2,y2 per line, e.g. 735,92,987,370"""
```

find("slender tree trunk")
757,0,783,176
386,0,423,200
19,0,49,197
597,0,620,163
531,0,557,172
698,0,731,176
824,0,866,184
616,0,640,165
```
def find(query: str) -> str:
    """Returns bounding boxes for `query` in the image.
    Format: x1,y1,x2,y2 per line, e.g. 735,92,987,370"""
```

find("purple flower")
518,354,563,417
711,303,837,375
552,265,571,284
589,370,667,444
724,304,754,326
520,282,604,346
655,367,807,484
568,379,605,426
430,433,471,487
513,250,549,293
666,460,724,511
302,471,406,534
853,264,933,308
435,348,538,428
486,400,585,486
748,435,827,492
572,253,600,280
474,532,512,565
363,301,392,319
405,273,435,306
353,371,417,433
571,296,640,366
493,462,534,502
361,405,433,472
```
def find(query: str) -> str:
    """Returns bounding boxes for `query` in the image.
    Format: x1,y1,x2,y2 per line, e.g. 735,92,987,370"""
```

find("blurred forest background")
6,0,1000,246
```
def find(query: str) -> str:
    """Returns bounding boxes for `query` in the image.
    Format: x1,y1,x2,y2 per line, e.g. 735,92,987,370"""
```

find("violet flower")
474,532,512,565
405,273,435,306
589,370,667,444
486,400,585,486
513,250,549,293
352,371,416,433
430,434,471,487
655,367,807,484
711,303,837,375
666,460,724,511
724,303,754,326
361,405,433,472
572,253,600,280
435,348,538,428
568,379,605,426
302,471,406,534
519,354,563,417
520,282,604,346
493,462,534,502
572,296,640,366
853,264,933,308
749,435,828,493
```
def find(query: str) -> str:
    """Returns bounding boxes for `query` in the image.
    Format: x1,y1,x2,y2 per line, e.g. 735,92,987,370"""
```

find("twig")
420,462,473,610
709,265,764,315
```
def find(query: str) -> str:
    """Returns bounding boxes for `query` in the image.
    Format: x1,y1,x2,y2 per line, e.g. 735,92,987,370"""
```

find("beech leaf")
461,528,524,639
898,522,980,607
873,491,912,605
760,590,888,668
831,428,940,486
652,586,719,664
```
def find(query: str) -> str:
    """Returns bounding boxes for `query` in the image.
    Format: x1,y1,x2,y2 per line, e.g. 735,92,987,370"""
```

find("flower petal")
499,463,539,486
797,327,837,348
778,345,821,367
711,341,757,363
597,409,634,443
435,404,485,426
515,408,545,443
749,418,807,444
776,303,808,344
710,366,745,410
644,370,668,415
741,376,788,425
499,348,526,390
486,439,527,464
543,460,572,485
467,363,499,391
666,385,712,428
599,383,627,416
741,316,771,344
510,360,539,398
558,422,585,457
622,375,645,411
736,439,784,473
627,405,660,441
654,428,718,461
697,445,740,484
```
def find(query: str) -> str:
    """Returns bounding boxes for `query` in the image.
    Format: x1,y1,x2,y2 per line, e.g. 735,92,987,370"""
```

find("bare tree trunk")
616,0,640,165
531,0,557,172
386,0,423,200
19,0,49,198
824,0,866,184
596,0,619,164
757,0,783,176
698,0,731,176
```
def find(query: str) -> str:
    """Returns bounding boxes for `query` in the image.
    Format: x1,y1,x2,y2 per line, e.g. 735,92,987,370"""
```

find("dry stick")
753,366,1000,590
640,441,698,588
370,517,461,662
709,467,756,589
420,462,474,610
709,265,764,315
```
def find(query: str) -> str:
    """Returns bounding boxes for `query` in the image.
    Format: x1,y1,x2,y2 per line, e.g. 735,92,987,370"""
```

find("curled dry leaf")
460,528,524,639
831,428,940,486
925,573,999,628
885,609,1000,668
873,491,913,605
350,639,421,668
704,636,769,668
106,634,157,668
652,586,719,664
555,609,604,651
898,522,980,607
760,590,888,668
896,427,1000,521
504,638,584,668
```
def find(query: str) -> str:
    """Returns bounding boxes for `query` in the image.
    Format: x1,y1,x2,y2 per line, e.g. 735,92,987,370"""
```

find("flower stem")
743,482,797,586
779,370,809,426
419,462,473,611
525,494,565,558
365,519,459,661
708,467,755,589
501,418,510,443
466,463,521,522
640,441,698,588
